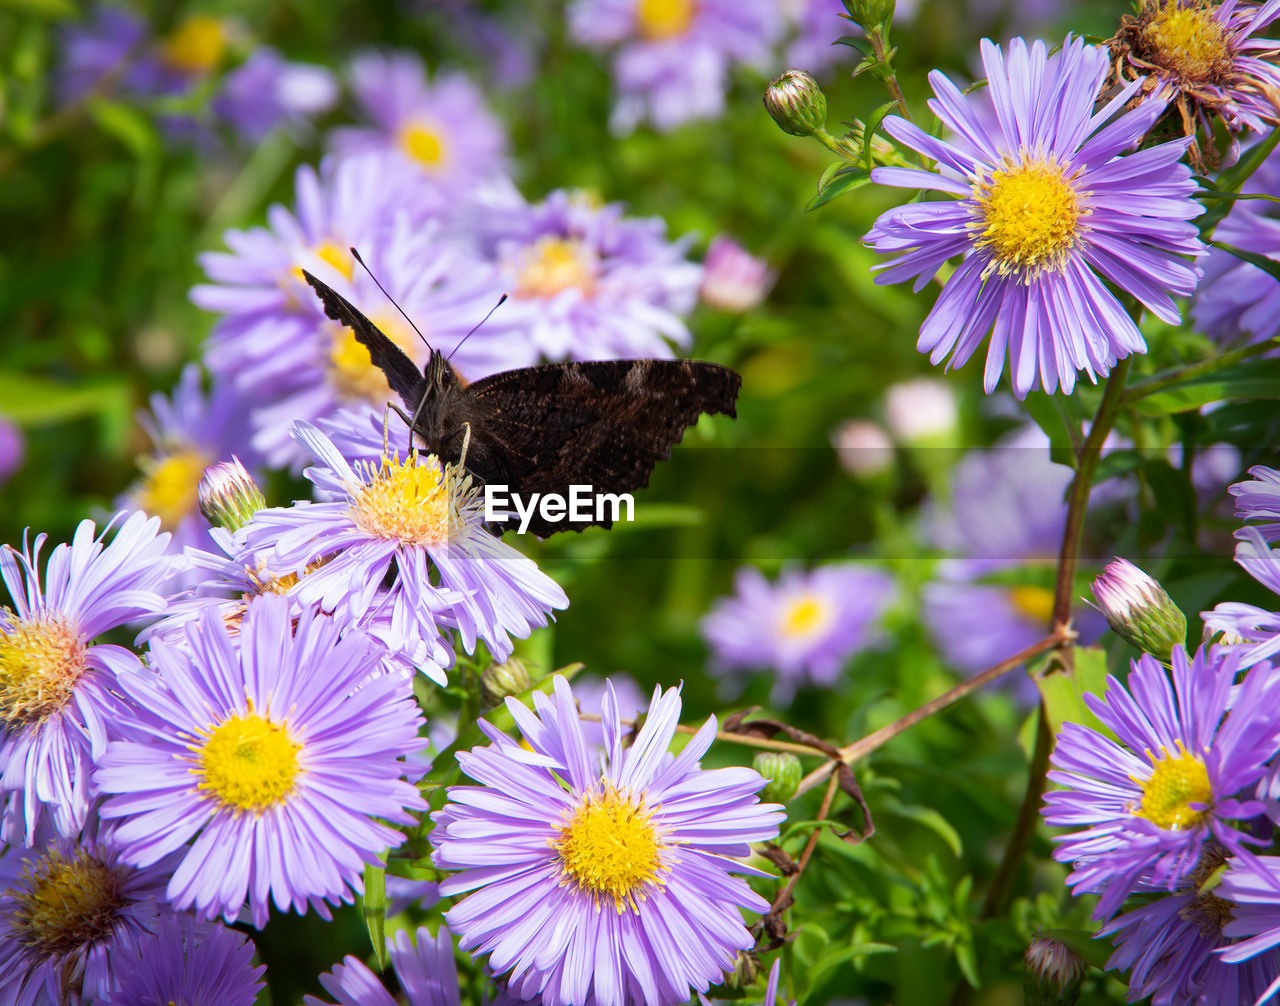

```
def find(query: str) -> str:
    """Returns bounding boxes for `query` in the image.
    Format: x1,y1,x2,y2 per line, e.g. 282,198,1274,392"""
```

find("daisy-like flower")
1109,0,1280,168
99,915,265,1006
433,675,785,1006
303,924,461,1006
568,0,782,133
0,832,176,1005
1215,855,1280,1003
701,564,893,698
0,512,173,842
1043,646,1280,920
1231,465,1280,542
1101,846,1280,1005
213,46,338,143
329,51,508,199
95,595,427,927
470,186,702,364
866,36,1204,398
1203,527,1280,667
241,422,568,665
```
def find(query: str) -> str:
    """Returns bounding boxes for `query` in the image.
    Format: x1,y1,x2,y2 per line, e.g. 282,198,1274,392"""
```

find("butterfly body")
303,270,741,536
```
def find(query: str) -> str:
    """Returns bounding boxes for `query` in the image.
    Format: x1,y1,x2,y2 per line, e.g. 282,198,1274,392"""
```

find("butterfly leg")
388,404,415,457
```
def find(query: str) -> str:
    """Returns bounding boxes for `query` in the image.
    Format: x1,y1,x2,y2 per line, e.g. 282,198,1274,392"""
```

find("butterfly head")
425,349,458,392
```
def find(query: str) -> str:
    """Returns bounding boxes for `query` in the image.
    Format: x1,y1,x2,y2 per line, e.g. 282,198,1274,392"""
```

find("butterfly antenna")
446,294,508,363
349,246,432,349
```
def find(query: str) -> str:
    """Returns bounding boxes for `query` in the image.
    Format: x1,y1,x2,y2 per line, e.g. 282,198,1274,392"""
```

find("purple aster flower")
303,924,461,1006
702,564,893,698
569,0,783,133
782,0,849,76
192,153,442,468
57,7,153,104
329,51,508,200
0,416,23,489
1203,527,1280,667
95,594,427,927
433,675,785,1006
0,831,177,1006
213,47,338,143
1043,647,1280,920
469,185,701,364
241,422,568,665
1215,855,1280,1002
1232,465,1280,541
866,36,1204,398
98,915,265,1006
1191,142,1280,344
699,235,776,313
1111,0,1280,168
567,672,646,752
0,512,173,843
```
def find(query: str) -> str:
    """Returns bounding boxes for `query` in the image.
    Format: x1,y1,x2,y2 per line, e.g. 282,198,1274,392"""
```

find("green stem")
869,29,912,122
1122,337,1279,406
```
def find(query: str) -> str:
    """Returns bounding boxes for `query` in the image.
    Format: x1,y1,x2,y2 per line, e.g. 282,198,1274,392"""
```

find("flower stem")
1121,337,1279,406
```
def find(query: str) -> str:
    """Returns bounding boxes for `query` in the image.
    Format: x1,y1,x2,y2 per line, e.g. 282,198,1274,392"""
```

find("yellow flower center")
134,448,210,530
398,120,448,169
1144,3,1230,82
197,710,301,813
1008,585,1056,625
551,785,667,912
779,594,832,639
515,237,597,299
12,846,122,958
329,314,419,403
636,0,697,39
287,241,356,295
973,156,1084,282
348,454,470,546
158,15,227,75
0,614,86,726
1135,740,1212,830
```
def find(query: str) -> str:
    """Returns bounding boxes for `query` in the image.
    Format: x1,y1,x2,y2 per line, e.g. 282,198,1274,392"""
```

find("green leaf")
884,803,963,858
808,166,870,210
1035,646,1113,742
85,97,159,160
1133,357,1280,416
1210,241,1280,286
862,101,897,172
0,373,129,424
360,861,388,971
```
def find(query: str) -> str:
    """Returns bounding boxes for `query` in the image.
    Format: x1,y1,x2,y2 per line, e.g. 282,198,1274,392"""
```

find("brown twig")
575,712,827,757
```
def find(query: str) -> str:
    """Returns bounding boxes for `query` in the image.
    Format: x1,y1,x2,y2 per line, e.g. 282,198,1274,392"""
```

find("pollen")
1134,740,1212,830
779,594,832,639
1008,585,1056,625
134,448,210,530
636,0,697,40
0,614,87,726
348,454,469,546
329,313,417,402
1144,2,1231,82
158,15,227,75
288,241,356,293
973,155,1085,282
399,119,448,168
196,709,301,813
551,784,668,912
11,846,122,959
515,237,598,299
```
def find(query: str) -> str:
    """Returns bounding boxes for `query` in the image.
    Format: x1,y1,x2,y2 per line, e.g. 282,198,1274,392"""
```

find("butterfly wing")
301,270,425,408
466,359,741,536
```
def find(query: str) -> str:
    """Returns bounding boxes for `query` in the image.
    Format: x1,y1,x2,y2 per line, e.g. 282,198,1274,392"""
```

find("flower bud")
753,751,802,805
480,657,533,709
841,0,896,32
1091,559,1187,662
197,457,266,532
1023,936,1085,1006
763,70,827,138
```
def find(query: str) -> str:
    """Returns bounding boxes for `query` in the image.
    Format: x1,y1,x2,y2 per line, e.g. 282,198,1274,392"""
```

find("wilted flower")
433,675,785,1006
700,236,776,312
1091,558,1187,661
867,37,1203,398
763,68,828,136
99,916,265,1006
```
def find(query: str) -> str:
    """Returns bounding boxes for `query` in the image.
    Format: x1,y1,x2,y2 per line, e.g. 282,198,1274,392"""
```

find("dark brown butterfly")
302,270,741,537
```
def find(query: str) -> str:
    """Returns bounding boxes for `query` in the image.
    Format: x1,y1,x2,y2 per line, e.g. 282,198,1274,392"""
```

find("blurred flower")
471,186,701,364
702,564,893,697
700,235,776,312
417,0,543,88
0,833,176,1004
569,0,783,133
97,596,427,927
99,915,265,1006
213,47,338,142
763,68,828,136
1023,936,1085,1006
304,924,461,1006
1044,647,1280,920
0,416,23,488
433,676,784,1006
1203,527,1280,666
884,378,957,444
867,37,1203,398
57,7,152,104
1110,0,1280,168
1090,558,1187,661
831,419,894,477
1232,464,1280,541
329,51,508,202
1100,847,1280,1005
783,0,850,75
242,423,568,665
0,512,172,843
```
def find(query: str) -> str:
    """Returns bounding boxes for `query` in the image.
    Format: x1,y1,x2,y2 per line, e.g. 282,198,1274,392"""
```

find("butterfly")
302,270,742,537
